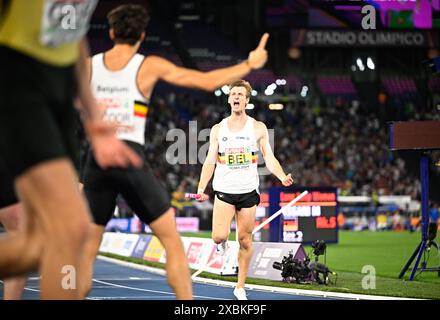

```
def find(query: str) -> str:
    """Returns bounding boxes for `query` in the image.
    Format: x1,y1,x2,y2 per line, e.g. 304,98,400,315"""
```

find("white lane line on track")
92,279,230,300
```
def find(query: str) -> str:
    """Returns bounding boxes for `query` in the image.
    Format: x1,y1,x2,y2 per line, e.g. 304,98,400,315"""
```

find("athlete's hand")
247,33,269,70
85,120,142,169
281,173,294,187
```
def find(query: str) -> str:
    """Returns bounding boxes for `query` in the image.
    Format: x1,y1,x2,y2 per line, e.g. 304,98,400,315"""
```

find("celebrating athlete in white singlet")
196,80,294,300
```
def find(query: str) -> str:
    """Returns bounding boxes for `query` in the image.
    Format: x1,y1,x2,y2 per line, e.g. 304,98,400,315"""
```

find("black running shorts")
82,141,171,226
0,46,78,178
214,190,260,211
0,157,18,208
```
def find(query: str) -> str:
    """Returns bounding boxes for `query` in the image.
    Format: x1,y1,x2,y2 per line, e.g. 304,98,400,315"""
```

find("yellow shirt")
0,0,96,66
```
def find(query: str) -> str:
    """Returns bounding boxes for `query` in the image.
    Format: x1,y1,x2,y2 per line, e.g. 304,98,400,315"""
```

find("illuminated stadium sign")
264,187,339,244
291,29,438,47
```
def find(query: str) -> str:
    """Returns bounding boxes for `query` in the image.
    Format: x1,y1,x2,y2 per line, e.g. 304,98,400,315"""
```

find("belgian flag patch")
134,100,149,118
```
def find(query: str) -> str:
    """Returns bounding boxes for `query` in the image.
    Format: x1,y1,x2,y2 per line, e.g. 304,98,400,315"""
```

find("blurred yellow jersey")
0,0,97,66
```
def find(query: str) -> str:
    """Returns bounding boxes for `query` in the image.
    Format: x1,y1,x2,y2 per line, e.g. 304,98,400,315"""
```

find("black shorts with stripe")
214,190,260,211
82,140,170,226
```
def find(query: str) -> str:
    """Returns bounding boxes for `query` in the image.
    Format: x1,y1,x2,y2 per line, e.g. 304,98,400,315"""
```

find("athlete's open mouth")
233,102,240,106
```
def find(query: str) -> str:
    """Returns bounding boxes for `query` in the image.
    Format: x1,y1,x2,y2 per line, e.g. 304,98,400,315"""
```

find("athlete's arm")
197,124,220,200
75,39,142,169
75,39,101,122
258,122,294,187
142,33,269,93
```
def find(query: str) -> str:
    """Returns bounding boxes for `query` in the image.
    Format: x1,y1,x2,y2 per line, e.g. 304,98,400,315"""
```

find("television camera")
273,240,336,285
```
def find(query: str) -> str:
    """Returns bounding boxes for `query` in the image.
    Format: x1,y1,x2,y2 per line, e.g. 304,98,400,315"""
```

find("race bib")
99,97,135,128
40,0,98,47
218,147,257,169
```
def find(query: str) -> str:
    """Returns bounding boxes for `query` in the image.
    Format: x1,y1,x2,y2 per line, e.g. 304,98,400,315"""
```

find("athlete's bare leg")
150,208,193,299
0,203,28,299
0,202,42,278
14,159,90,299
211,196,236,244
235,206,256,289
0,204,21,231
79,209,194,300
78,223,105,298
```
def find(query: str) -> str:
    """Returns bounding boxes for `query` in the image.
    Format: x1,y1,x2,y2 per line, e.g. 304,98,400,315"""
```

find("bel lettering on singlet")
227,153,251,165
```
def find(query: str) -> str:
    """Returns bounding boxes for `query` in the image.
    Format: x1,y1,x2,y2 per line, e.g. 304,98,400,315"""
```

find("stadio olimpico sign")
291,29,438,47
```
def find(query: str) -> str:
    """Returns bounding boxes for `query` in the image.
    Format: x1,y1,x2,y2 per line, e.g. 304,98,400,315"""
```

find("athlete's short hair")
229,80,252,98
107,4,150,45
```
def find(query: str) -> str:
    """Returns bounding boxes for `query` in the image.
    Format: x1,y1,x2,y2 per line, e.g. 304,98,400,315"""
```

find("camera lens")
273,261,283,270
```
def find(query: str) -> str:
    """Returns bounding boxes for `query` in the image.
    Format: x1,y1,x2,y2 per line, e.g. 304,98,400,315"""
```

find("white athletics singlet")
212,116,260,194
90,53,149,145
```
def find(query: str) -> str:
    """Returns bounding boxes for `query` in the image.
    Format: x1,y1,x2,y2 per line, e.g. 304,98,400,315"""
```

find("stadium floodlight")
367,57,375,70
356,58,365,71
268,103,284,110
251,90,258,96
245,103,255,110
275,79,287,86
264,88,274,96
221,85,230,95
214,89,222,97
300,85,308,97
267,83,277,91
